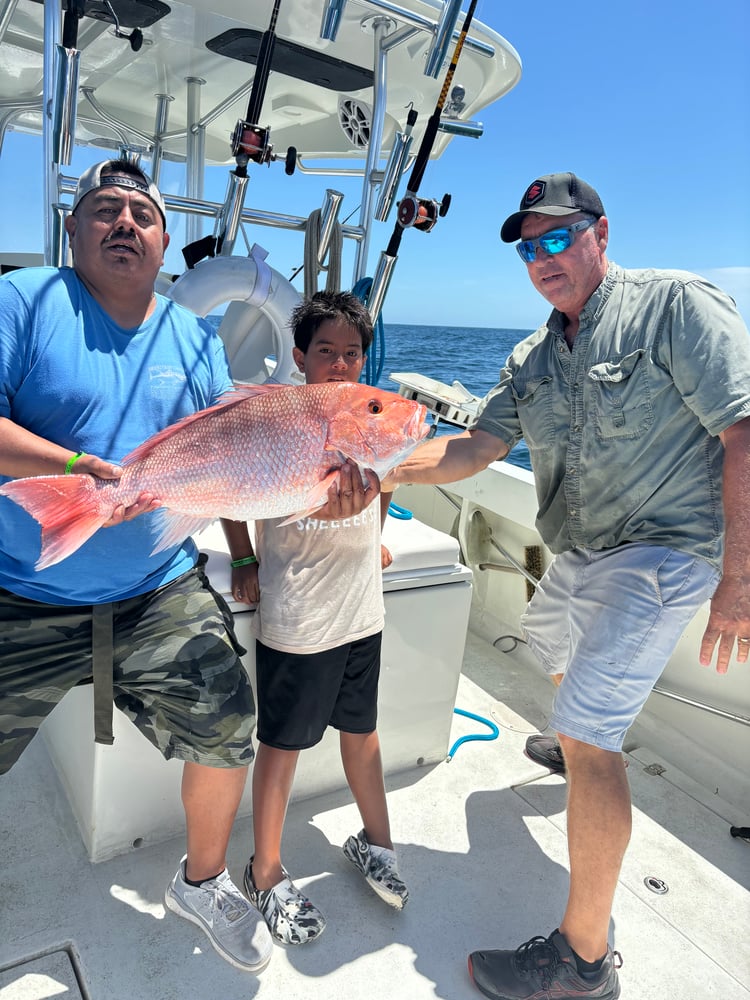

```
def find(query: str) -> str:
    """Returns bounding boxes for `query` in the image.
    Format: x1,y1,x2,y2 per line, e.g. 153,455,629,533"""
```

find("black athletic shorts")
255,631,382,750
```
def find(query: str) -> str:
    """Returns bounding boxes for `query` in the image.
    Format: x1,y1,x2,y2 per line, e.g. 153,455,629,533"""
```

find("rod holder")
52,44,80,165
375,126,414,222
367,251,398,324
424,0,463,78
437,118,484,139
214,171,249,257
317,188,344,265
320,0,348,41
150,93,174,185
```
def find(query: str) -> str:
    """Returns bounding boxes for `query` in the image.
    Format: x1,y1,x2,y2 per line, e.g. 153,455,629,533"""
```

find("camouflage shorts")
0,559,256,774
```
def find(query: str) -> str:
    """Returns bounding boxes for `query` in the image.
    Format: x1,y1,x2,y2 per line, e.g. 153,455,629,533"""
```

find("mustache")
102,229,143,252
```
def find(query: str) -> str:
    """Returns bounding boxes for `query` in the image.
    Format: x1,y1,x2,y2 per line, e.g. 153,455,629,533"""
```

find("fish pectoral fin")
149,512,217,555
276,470,341,527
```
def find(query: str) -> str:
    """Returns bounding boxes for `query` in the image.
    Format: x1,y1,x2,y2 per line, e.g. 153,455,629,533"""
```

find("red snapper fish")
0,382,429,570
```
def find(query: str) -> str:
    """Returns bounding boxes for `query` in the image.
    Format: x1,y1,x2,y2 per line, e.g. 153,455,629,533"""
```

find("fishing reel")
230,120,297,175
396,193,451,233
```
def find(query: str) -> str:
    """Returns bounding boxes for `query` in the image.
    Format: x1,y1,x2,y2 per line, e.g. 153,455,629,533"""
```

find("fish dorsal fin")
121,383,286,466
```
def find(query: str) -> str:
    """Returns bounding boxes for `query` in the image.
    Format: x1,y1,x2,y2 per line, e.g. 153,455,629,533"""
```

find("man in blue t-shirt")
0,158,377,974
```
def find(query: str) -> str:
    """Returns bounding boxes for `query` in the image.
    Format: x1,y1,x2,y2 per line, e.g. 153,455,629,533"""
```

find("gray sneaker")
164,857,273,973
243,856,326,945
342,829,409,909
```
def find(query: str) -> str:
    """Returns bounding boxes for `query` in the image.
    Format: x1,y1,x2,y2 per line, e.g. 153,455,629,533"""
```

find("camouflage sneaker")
243,856,326,945
342,828,409,910
164,857,272,973
468,930,622,1000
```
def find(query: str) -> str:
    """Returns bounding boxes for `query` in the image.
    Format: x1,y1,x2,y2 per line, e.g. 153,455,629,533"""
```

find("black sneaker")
468,930,622,1000
524,734,566,775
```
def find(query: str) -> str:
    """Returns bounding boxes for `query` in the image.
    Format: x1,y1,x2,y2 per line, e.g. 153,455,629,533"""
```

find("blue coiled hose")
447,708,500,761
351,276,385,386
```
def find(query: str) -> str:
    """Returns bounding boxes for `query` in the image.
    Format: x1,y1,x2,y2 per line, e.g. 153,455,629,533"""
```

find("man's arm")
0,416,122,479
699,415,750,672
0,416,157,524
383,428,509,490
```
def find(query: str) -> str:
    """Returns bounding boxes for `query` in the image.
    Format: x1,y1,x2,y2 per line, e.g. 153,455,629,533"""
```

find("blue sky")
1,0,748,330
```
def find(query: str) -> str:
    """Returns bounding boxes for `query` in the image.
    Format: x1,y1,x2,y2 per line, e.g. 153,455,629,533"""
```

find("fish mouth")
410,403,430,440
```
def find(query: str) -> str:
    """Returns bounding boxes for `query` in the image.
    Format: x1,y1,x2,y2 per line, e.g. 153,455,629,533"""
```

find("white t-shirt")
251,503,384,654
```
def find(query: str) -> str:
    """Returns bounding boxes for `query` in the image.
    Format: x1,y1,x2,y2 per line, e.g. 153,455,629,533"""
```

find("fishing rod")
230,0,296,177
183,0,295,266
367,0,480,322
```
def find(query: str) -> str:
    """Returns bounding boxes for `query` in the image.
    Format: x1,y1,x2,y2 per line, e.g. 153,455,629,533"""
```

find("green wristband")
231,555,257,568
64,451,86,475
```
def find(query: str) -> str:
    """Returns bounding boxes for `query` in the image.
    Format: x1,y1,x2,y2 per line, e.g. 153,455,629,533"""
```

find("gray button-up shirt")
475,263,750,568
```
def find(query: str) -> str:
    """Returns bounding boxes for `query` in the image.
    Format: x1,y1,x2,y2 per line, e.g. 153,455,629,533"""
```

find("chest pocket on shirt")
510,373,554,450
588,349,653,439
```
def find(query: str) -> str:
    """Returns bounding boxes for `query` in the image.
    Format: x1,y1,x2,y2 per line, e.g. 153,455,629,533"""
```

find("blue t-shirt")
0,267,233,604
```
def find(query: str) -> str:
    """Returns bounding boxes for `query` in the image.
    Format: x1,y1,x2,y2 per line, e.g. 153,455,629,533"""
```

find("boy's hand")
232,562,260,605
317,460,380,520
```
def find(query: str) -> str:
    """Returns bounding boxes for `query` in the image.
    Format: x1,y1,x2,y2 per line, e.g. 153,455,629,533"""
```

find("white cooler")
40,514,473,861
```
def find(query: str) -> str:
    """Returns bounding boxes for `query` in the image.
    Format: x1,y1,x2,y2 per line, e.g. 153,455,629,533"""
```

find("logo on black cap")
523,180,546,207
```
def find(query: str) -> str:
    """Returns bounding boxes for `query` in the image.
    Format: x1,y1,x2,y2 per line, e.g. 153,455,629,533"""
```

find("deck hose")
447,708,499,761
352,276,386,385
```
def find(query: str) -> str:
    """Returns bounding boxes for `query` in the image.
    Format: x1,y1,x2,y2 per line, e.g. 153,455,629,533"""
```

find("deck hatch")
0,945,89,1000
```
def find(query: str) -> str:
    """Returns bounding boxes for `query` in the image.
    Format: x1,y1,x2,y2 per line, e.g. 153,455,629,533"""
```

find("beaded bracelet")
231,555,257,568
64,451,86,475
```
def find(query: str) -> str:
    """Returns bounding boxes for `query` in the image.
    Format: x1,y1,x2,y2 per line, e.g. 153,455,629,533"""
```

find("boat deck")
2,626,748,1000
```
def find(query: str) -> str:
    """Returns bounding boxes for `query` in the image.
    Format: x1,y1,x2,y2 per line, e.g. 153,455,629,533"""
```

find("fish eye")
368,399,383,414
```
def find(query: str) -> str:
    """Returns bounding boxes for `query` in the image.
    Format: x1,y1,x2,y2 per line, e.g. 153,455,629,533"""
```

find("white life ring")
167,251,301,385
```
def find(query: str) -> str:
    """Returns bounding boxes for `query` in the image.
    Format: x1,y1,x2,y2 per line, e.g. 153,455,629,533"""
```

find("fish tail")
0,475,110,569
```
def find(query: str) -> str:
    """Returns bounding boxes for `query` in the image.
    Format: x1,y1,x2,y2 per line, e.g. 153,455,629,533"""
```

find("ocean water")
376,323,532,470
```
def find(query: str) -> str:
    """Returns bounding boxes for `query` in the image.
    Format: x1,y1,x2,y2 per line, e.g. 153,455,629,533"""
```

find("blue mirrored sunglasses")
515,217,597,263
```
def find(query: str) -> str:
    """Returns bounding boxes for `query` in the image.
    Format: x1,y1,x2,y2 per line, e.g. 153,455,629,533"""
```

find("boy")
221,290,408,946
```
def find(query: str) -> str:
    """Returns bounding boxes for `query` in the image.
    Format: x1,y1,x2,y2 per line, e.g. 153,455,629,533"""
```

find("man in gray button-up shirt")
384,172,750,1000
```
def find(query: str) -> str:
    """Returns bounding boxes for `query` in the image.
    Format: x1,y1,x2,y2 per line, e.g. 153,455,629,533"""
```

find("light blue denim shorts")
520,543,720,751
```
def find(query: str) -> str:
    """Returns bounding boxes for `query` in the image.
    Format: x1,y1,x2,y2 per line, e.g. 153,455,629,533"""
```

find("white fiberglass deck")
1,625,748,1000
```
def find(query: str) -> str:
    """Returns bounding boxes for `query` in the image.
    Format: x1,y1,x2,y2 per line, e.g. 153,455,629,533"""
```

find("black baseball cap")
500,173,604,243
